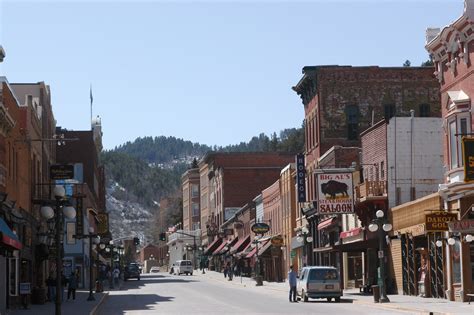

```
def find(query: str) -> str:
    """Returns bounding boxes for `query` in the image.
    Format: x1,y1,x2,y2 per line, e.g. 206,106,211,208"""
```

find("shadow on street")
99,293,175,314
118,273,198,290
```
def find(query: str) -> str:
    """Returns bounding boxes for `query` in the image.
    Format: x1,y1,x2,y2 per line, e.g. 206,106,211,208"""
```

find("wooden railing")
355,181,387,199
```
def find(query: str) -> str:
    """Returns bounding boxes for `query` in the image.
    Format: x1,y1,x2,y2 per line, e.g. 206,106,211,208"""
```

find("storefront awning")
245,239,270,259
318,217,338,230
0,218,22,250
257,240,273,257
291,236,303,250
216,238,238,255
230,235,250,254
203,237,222,255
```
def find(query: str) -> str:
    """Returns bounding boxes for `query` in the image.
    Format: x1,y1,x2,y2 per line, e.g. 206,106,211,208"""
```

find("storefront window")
452,240,462,284
8,257,19,296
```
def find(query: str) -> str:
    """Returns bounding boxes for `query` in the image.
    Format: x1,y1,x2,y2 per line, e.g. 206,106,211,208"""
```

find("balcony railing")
355,181,387,200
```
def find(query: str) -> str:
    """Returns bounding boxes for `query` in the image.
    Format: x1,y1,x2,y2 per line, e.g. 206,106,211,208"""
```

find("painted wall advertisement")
316,172,354,214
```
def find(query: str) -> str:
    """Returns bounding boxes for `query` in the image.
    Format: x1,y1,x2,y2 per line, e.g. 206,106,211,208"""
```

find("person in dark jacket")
46,275,56,302
67,272,78,300
288,265,298,302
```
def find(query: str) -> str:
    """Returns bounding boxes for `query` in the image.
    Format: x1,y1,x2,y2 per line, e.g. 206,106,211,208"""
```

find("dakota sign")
316,172,354,214
251,222,270,235
425,212,457,232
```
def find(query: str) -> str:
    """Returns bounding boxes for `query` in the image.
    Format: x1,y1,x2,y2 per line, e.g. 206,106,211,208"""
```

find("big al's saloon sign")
316,172,354,214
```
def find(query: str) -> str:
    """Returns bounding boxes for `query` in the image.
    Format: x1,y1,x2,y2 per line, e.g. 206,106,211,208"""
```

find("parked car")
174,260,193,275
124,263,141,281
297,266,342,302
150,266,160,273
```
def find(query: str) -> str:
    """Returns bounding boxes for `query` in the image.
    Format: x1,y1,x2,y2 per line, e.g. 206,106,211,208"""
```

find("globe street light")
39,185,77,315
297,226,313,266
369,210,392,303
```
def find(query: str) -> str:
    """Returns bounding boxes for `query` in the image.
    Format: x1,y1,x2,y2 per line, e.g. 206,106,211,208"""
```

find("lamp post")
40,185,77,315
253,236,263,286
198,246,206,274
73,227,100,301
297,226,313,266
368,210,392,303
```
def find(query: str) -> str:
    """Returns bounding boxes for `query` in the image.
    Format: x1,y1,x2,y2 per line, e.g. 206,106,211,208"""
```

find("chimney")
426,28,441,44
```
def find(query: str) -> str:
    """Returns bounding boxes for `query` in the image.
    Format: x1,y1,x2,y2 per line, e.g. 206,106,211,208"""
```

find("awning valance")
0,218,22,250
230,235,250,254
203,237,222,255
216,238,238,255
318,217,338,230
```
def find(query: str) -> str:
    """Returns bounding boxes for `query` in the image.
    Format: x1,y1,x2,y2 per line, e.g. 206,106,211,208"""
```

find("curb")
89,292,109,315
352,299,448,315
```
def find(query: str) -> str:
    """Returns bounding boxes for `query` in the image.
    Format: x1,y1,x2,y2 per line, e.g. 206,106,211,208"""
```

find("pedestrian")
67,272,78,301
288,265,298,302
223,263,228,278
46,274,56,302
61,274,68,301
228,262,234,281
113,266,120,287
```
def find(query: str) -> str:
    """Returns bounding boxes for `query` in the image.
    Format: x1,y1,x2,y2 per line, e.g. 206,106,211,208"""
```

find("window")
448,115,471,170
384,104,396,121
419,104,430,117
380,161,385,180
449,121,458,169
9,257,19,296
192,203,200,217
191,184,199,197
66,222,76,244
346,105,359,140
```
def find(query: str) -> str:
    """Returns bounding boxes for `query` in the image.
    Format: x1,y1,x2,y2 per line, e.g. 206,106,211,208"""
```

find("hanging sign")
425,212,457,232
316,172,354,214
296,154,306,202
251,222,270,235
463,137,474,182
50,164,74,180
96,213,109,235
271,235,284,247
448,219,474,233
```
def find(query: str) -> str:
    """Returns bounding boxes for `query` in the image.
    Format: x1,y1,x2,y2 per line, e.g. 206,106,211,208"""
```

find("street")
98,273,405,315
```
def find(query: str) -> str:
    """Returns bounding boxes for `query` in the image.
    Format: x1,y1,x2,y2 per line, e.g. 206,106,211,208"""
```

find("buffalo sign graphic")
317,172,354,214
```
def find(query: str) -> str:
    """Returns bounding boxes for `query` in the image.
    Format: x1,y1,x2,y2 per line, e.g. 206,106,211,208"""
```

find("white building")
167,229,201,268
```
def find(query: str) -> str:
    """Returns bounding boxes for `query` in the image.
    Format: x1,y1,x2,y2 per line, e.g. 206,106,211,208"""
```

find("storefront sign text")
425,212,457,232
316,172,354,214
296,154,306,202
448,219,474,233
462,137,474,182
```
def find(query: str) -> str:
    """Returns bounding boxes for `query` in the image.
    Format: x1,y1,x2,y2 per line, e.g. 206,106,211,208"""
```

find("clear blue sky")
0,0,463,150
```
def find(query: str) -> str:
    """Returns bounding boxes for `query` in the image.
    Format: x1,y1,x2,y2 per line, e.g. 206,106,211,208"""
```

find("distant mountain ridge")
103,126,304,243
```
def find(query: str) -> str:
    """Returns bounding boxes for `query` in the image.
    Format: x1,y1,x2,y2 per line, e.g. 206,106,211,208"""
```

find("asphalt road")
98,273,406,315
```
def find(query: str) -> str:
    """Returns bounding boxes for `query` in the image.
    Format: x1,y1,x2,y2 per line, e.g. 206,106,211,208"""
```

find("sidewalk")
196,270,474,315
7,290,108,315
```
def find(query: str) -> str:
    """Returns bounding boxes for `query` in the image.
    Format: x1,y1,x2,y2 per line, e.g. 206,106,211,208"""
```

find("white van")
174,260,193,275
297,266,342,302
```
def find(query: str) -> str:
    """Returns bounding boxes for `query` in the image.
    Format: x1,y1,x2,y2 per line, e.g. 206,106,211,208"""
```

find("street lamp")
39,185,77,315
297,226,313,266
368,209,392,303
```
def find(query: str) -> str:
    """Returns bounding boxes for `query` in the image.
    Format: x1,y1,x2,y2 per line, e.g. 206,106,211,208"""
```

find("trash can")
372,285,380,303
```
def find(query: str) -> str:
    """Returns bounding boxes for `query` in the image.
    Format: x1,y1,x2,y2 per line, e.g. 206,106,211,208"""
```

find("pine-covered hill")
102,126,304,241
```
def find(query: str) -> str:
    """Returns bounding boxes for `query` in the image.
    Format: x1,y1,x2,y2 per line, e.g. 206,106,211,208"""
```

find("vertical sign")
296,154,306,202
75,197,83,237
462,137,474,182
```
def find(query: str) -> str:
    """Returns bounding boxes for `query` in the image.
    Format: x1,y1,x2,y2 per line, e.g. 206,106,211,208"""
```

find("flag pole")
90,84,93,130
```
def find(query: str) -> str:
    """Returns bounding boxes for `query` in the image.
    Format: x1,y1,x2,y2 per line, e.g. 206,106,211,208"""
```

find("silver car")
297,266,342,302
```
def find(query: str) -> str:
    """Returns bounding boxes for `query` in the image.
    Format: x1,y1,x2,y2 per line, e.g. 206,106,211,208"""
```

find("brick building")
181,168,200,232
292,65,441,270
199,152,294,245
425,0,474,302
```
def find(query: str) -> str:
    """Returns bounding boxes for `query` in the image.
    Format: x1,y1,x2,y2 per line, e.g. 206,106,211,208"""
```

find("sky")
0,0,464,150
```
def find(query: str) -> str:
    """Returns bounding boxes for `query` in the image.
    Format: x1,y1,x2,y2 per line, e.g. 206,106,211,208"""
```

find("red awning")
340,227,362,239
230,235,250,254
318,217,338,230
245,240,270,259
203,237,222,255
216,238,238,255
0,218,22,250
257,239,273,257
212,240,228,256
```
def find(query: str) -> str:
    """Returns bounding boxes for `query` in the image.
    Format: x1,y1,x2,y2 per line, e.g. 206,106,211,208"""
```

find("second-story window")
384,104,396,121
192,203,199,217
419,104,430,117
191,184,199,197
346,105,359,140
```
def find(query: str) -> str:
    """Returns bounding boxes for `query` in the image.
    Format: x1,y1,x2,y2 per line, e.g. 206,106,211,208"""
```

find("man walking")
288,265,298,302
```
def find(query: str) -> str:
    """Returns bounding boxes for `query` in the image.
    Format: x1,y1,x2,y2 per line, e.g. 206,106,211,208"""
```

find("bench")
467,293,474,304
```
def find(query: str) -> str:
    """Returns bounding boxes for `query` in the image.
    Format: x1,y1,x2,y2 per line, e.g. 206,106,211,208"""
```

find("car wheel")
138,277,140,281
190,273,193,276
327,298,332,302
302,290,308,302
335,297,341,303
